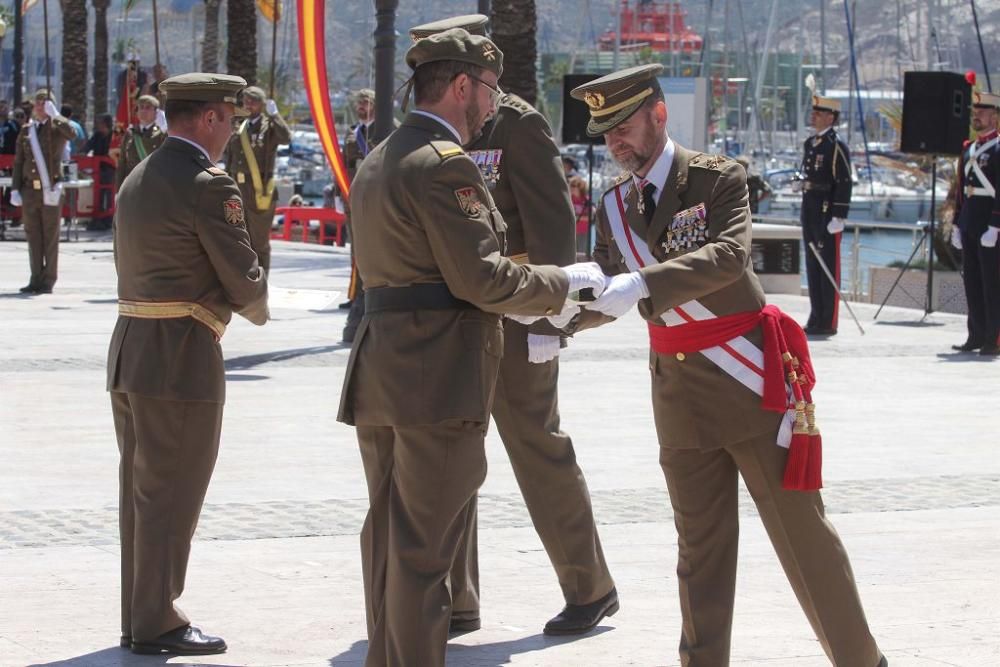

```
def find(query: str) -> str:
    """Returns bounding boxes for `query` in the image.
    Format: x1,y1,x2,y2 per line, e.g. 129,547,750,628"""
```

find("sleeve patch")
454,187,482,217
223,198,246,226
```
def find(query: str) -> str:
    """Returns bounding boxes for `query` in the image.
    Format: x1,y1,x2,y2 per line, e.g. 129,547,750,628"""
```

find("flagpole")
152,0,161,68
42,0,50,95
269,2,279,99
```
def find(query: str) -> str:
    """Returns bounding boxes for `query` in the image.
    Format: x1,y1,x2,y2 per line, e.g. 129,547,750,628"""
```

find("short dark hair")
97,113,113,130
61,104,73,117
413,60,484,105
165,99,223,125
640,87,665,112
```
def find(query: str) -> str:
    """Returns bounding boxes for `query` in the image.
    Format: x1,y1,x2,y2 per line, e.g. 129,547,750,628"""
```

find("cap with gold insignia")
972,90,1000,110
811,95,841,113
570,64,664,136
241,85,266,102
409,14,489,41
405,27,503,78
137,94,160,108
159,72,250,116
32,88,56,103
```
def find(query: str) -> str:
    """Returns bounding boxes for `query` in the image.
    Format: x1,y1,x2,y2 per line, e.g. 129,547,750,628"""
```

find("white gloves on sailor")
827,217,846,234
980,226,999,248
155,109,168,132
43,100,59,119
527,334,561,364
9,190,22,207
585,271,650,319
265,99,279,116
951,226,963,250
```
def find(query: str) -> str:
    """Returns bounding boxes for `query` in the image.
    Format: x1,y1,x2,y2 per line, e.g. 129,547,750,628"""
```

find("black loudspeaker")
562,74,605,145
900,71,971,156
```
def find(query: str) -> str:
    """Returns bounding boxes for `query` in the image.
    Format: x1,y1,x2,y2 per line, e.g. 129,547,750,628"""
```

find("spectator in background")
569,174,591,257
1,108,25,155
561,154,580,179
61,105,87,157
736,154,772,215
84,113,115,230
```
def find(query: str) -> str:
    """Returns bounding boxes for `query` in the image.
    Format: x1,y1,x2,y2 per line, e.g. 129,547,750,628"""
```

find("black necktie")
641,180,657,225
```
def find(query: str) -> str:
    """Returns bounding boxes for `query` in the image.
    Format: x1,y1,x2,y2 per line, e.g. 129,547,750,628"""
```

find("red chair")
273,206,346,246
72,155,117,220
0,154,21,229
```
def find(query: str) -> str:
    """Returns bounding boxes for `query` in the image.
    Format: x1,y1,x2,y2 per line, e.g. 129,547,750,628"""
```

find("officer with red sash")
568,65,886,667
951,91,1000,356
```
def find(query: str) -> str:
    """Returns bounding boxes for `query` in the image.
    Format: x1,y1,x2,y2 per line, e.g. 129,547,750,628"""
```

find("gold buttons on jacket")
675,352,686,361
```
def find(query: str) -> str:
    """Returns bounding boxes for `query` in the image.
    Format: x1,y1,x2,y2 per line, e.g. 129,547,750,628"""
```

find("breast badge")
223,198,246,227
468,149,503,190
454,187,482,217
660,203,708,253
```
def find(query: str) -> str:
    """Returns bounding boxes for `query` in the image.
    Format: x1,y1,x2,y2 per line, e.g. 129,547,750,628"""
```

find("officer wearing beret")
570,65,886,666
951,91,1000,356
108,72,268,656
222,84,291,275
409,14,617,637
116,94,167,189
336,28,606,666
10,88,76,294
800,95,852,336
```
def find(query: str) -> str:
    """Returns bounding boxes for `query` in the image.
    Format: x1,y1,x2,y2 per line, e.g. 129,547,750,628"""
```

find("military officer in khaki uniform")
336,29,607,667
10,89,76,294
108,73,267,656
410,14,617,636
116,94,167,188
570,66,886,667
222,85,291,274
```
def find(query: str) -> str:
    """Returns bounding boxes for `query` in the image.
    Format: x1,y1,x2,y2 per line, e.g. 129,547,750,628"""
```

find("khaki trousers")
112,391,223,642
357,421,487,667
21,190,61,290
660,433,881,667
451,320,614,615
245,202,275,275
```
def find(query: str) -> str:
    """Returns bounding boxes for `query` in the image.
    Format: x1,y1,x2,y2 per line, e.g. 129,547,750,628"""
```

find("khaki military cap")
409,14,489,41
405,27,503,78
32,88,56,103
811,95,841,113
242,85,266,102
570,63,664,136
972,91,1000,110
160,73,250,115
137,94,160,108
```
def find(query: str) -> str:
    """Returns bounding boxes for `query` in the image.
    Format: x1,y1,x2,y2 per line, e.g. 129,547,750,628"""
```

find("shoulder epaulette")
690,153,732,171
501,93,534,116
601,171,632,198
429,140,464,159
207,166,228,177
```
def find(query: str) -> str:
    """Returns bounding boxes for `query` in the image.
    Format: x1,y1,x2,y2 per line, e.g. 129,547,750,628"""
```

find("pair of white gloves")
951,226,999,249
518,262,650,363
827,217,846,234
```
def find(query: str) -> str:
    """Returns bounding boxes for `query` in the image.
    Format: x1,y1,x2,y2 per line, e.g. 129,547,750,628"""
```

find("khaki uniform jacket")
588,143,781,450
467,94,576,336
107,138,268,403
116,124,166,189
12,115,76,192
337,112,569,427
222,112,291,211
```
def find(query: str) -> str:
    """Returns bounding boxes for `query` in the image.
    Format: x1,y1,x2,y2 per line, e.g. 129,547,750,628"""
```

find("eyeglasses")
467,74,502,106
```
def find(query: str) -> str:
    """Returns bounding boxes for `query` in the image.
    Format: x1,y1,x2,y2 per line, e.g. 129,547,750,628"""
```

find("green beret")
570,63,664,136
405,27,503,78
409,14,489,41
160,72,250,115
242,85,266,102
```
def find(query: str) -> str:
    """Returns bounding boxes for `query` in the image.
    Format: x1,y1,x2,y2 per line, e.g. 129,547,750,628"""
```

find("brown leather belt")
118,300,226,339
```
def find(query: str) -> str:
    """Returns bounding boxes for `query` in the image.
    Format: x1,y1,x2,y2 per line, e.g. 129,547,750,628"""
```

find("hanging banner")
257,0,282,23
297,0,350,198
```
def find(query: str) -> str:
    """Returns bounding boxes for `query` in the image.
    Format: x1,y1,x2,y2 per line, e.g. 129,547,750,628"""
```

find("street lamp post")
372,0,398,144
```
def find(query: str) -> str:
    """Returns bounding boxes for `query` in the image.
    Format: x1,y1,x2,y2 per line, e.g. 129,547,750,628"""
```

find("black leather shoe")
877,656,888,667
131,625,226,655
952,341,982,352
338,300,353,310
979,344,1000,357
18,285,37,294
36,286,53,294
543,587,619,636
449,615,481,634
805,326,837,336
119,635,131,648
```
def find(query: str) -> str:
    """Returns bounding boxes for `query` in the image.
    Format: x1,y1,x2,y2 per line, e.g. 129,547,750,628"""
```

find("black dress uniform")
800,99,852,334
954,126,1000,353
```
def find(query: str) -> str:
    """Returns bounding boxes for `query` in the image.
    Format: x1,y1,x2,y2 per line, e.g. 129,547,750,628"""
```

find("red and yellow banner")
257,0,281,23
297,0,349,198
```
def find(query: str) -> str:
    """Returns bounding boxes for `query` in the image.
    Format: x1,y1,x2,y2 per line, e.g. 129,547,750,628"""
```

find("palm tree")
202,0,222,72
226,0,257,85
491,0,537,105
92,0,111,115
59,0,88,115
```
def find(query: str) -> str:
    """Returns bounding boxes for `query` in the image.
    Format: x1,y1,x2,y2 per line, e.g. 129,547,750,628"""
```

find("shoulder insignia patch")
223,198,246,227
503,94,532,114
207,166,228,176
454,187,482,217
430,140,464,159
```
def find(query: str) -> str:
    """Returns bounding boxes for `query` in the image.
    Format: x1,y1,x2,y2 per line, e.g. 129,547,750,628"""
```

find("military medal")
468,149,503,189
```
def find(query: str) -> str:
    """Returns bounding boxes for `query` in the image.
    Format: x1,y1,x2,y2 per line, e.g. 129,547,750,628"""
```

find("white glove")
560,261,607,296
43,100,59,118
981,226,999,248
827,217,846,234
507,300,580,329
9,190,22,207
585,271,649,318
527,334,560,364
951,227,962,250
154,108,168,132
265,99,279,116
